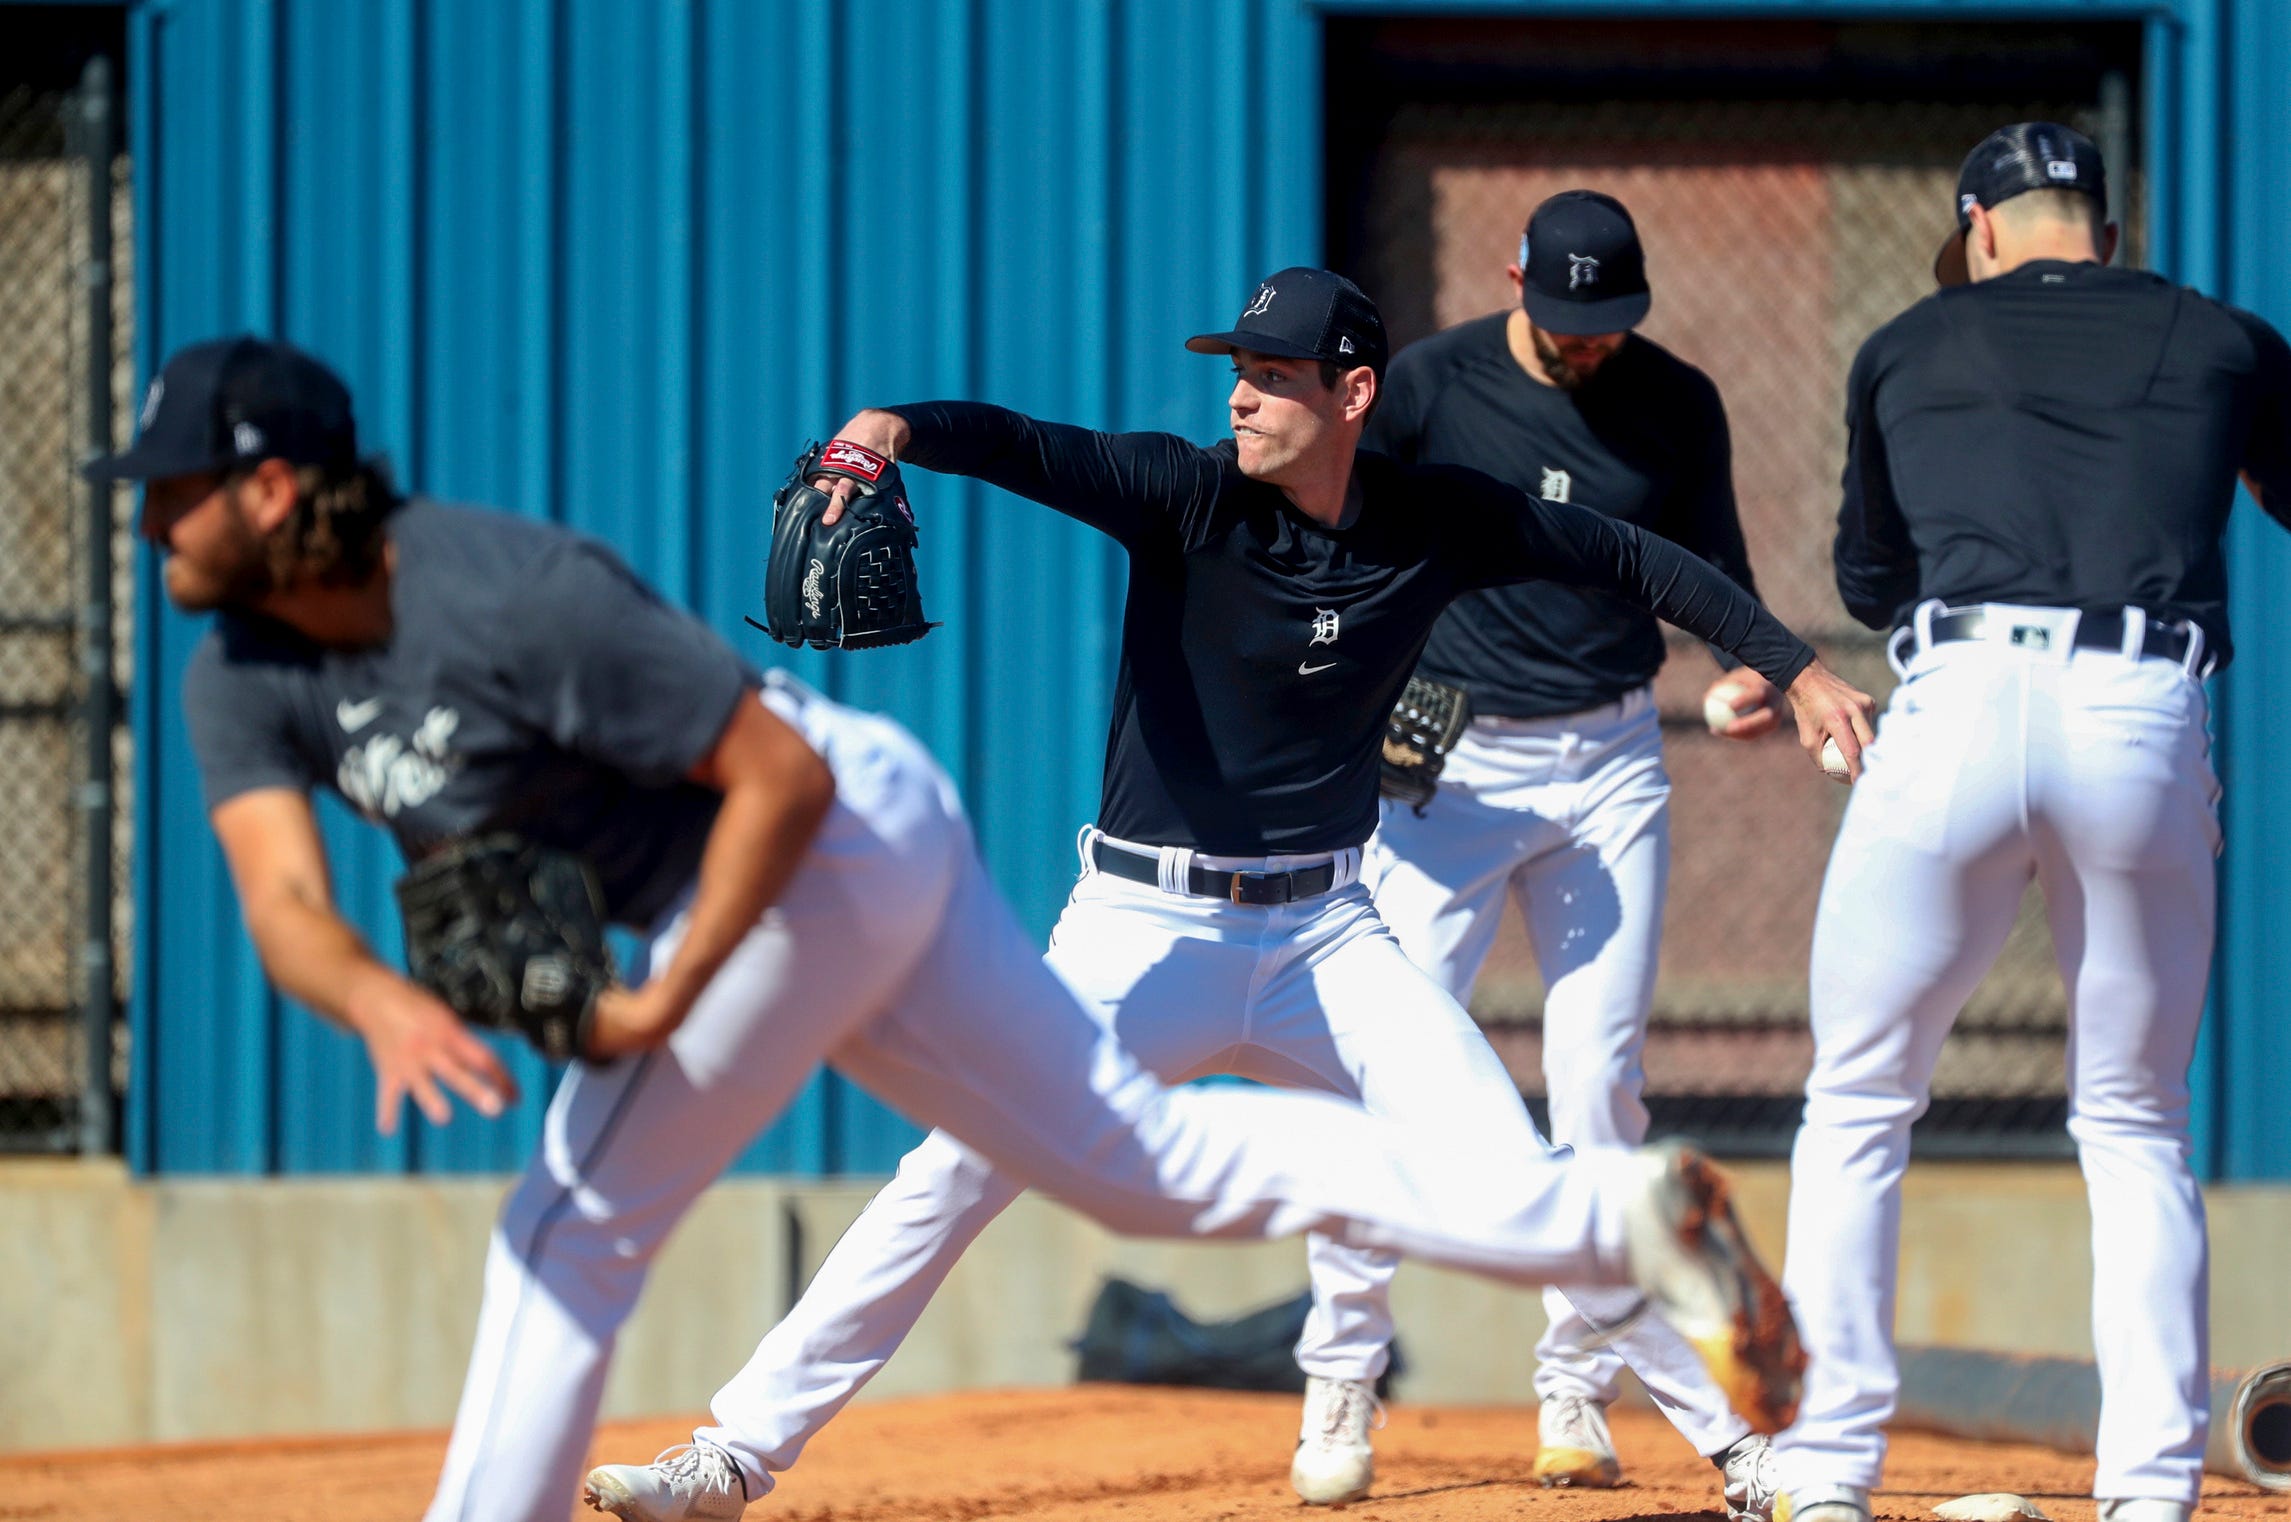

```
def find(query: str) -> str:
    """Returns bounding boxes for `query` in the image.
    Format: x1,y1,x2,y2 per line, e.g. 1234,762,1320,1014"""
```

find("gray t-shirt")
183,499,756,927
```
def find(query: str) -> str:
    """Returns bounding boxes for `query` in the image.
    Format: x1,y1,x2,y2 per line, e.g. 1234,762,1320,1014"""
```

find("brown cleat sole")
1672,1149,1805,1434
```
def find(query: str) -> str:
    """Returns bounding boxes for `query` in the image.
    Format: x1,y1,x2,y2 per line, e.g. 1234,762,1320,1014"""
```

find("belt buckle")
2008,623,2054,651
1227,871,1288,906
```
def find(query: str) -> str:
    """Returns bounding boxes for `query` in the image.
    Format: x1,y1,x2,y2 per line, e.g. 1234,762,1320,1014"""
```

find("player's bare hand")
347,972,517,1135
1785,659,1878,783
814,409,913,526
586,980,694,1059
1703,670,1784,741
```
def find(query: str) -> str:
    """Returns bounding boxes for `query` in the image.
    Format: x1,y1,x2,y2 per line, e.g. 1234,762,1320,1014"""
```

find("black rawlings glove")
394,836,616,1064
755,439,938,649
1379,675,1472,814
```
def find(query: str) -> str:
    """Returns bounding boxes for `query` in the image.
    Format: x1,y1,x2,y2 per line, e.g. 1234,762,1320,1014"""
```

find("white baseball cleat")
2098,1502,2194,1522
1618,1142,1805,1434
1717,1432,1781,1522
1778,1482,1872,1522
1534,1394,1622,1488
1290,1374,1383,1505
583,1440,749,1520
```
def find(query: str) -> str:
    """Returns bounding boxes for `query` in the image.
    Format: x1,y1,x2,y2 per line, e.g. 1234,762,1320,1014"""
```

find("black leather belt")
1090,839,1340,905
1927,608,2194,663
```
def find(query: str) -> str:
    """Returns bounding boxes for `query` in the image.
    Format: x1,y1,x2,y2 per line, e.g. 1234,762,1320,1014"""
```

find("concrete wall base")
7,1160,2288,1453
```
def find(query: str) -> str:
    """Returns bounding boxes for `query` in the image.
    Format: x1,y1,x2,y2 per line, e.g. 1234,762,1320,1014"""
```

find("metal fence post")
75,54,118,1157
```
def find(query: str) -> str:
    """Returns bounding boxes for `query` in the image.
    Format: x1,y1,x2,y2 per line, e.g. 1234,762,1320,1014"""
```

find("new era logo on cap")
1934,121,2108,286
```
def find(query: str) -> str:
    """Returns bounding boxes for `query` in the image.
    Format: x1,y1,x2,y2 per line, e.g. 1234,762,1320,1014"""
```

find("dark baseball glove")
394,835,616,1063
754,438,939,650
1379,675,1473,814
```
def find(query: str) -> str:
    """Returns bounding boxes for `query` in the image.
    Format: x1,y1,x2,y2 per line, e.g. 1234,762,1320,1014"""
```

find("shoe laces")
1721,1434,1779,1514
1306,1378,1387,1446
649,1442,740,1500
1543,1395,1610,1451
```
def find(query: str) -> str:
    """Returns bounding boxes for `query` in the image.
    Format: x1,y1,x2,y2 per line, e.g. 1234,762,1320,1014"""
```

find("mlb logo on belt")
820,440,889,481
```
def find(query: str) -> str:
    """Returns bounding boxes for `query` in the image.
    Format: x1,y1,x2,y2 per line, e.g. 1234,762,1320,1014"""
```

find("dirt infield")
3,1388,2284,1522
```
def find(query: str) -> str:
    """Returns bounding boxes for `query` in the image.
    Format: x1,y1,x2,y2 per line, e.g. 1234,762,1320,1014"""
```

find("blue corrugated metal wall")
113,0,2291,1177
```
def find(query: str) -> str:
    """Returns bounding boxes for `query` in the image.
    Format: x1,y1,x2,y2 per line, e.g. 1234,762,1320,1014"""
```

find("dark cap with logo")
85,335,357,483
1934,121,2108,287
1185,267,1389,377
1518,190,1651,336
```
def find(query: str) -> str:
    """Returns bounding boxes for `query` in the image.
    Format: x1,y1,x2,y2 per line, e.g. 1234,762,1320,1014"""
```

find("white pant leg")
424,700,967,1522
697,863,1265,1495
832,844,1642,1291
2034,654,2219,1505
1345,727,1573,1384
1218,884,1560,1382
1778,655,2036,1498
1364,760,1550,998
1519,743,1745,1454
695,1132,1022,1495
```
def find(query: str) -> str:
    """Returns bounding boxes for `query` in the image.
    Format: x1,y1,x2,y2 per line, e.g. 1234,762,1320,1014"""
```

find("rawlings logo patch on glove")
754,439,938,650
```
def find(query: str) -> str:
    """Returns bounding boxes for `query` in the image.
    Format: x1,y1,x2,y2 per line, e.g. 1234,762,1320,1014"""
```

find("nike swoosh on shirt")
337,697,384,731
1298,661,1338,675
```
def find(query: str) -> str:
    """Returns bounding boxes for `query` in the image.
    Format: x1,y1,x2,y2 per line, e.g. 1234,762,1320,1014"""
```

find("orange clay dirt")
2,1387,2285,1522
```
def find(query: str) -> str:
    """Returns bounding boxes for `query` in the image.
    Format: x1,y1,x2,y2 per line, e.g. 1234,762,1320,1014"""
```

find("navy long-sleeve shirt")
1835,261,2291,667
889,401,1814,855
1364,315,1764,717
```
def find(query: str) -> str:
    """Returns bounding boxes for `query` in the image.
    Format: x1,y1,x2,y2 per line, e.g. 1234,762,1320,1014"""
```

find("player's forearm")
642,760,837,1021
243,892,400,1031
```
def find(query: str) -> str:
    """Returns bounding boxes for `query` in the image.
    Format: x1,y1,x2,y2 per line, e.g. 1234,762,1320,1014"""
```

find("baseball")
1821,737,1852,780
1704,691,1753,733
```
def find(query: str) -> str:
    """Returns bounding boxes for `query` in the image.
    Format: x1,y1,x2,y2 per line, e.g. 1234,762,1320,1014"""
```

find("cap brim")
80,441,230,484
1521,288,1650,337
1184,330,1331,363
1933,227,1971,287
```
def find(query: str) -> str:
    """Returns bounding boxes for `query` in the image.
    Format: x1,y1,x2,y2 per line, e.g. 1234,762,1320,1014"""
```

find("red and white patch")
820,439,889,481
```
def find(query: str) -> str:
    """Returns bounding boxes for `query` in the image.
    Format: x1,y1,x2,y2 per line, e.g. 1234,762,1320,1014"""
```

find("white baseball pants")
1777,608,2220,1508
1365,687,1750,1457
422,682,1644,1522
693,829,1561,1496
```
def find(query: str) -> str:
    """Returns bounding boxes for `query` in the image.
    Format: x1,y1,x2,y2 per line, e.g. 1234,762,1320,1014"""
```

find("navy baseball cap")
1934,122,2108,286
1518,190,1651,336
1186,267,1389,377
85,335,357,483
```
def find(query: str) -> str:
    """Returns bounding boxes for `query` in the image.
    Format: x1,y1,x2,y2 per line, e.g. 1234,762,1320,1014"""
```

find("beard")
161,491,277,612
1531,327,1592,390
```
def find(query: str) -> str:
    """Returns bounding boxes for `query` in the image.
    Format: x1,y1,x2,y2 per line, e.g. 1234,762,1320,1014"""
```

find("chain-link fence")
0,61,129,1153
1339,66,2136,1155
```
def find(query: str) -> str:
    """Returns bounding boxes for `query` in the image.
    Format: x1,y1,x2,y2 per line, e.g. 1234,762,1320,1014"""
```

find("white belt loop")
1157,846,1193,895
2182,621,2212,680
1912,598,1943,655
1333,846,1362,889
1887,625,1916,678
1076,825,1100,878
2120,605,2148,662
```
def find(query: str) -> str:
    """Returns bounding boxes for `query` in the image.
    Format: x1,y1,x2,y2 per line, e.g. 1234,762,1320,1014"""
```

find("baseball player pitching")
1774,122,2291,1522
582,268,1873,1519
100,335,1809,1522
1360,189,1786,1508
